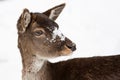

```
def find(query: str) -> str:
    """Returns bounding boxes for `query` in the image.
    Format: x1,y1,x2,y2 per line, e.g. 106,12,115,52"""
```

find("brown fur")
17,3,120,80
50,55,120,80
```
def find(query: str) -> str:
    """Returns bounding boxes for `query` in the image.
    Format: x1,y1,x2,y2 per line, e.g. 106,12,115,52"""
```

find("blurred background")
0,0,120,80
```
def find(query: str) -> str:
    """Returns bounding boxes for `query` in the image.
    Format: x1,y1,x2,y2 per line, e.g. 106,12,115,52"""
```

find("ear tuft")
43,3,65,20
17,8,31,33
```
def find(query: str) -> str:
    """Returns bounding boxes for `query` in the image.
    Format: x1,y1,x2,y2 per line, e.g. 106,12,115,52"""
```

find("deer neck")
22,55,45,73
20,50,51,80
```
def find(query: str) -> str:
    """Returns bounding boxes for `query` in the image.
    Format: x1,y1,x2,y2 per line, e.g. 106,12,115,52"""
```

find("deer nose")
66,43,76,51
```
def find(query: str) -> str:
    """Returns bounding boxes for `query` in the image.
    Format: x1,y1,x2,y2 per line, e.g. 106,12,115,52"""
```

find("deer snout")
66,43,76,51
65,38,76,51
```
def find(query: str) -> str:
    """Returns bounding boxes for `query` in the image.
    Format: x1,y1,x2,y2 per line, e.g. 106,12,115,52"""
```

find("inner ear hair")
43,3,65,21
22,9,31,28
17,8,31,33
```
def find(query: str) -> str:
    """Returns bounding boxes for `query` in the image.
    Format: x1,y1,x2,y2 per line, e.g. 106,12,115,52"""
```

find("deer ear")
17,8,31,33
43,3,65,21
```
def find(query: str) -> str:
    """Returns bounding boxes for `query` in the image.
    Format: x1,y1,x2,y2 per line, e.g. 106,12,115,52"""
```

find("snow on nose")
50,27,65,42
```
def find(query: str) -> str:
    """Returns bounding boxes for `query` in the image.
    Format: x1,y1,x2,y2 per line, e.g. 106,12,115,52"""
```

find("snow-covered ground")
0,0,120,80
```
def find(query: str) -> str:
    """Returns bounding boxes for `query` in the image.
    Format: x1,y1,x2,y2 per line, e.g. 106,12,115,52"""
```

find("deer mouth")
66,43,76,52
65,37,76,51
60,42,76,56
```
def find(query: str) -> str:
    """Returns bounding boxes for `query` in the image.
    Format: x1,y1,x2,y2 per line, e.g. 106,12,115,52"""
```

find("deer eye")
33,30,43,36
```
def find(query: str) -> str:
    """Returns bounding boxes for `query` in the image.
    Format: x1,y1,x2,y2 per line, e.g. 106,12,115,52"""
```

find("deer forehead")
31,13,58,31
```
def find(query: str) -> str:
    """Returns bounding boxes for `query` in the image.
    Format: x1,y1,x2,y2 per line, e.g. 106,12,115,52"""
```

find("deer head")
17,3,76,60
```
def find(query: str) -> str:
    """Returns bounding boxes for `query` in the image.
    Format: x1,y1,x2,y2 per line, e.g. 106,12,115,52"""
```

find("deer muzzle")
65,38,76,52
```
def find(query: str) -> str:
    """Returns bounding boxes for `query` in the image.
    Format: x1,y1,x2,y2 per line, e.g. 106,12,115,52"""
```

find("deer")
17,3,120,80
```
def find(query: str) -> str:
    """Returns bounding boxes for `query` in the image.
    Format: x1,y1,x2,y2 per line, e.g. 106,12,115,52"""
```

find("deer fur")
17,3,120,80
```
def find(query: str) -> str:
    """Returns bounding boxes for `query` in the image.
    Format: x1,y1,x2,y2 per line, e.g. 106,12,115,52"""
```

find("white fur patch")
23,56,45,80
27,57,44,73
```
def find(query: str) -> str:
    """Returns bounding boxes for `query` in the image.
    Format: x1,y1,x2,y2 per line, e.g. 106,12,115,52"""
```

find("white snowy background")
0,0,120,80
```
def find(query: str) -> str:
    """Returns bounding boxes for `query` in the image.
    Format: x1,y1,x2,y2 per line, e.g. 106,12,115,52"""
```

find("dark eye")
34,30,43,36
